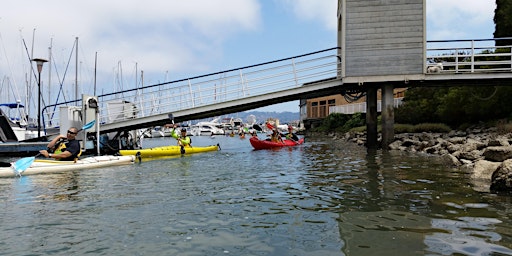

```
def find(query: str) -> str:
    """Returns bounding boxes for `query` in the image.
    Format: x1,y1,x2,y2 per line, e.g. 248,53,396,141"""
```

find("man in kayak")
171,125,191,147
285,125,299,142
39,127,81,161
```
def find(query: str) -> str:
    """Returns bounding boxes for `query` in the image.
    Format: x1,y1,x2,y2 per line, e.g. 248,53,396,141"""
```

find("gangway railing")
42,47,341,129
426,38,512,73
41,38,512,131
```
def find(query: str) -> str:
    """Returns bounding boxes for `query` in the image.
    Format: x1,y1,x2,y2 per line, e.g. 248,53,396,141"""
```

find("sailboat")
0,101,40,141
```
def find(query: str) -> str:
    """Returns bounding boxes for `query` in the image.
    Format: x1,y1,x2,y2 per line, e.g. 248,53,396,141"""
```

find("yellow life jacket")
54,141,82,161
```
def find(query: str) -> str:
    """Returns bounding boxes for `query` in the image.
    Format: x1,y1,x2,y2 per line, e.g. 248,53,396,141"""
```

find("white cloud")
0,0,262,84
280,0,338,31
427,0,495,40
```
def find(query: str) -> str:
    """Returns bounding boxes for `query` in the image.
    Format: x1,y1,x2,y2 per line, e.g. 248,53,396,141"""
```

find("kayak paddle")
81,120,96,131
252,124,263,131
168,113,189,153
12,120,96,175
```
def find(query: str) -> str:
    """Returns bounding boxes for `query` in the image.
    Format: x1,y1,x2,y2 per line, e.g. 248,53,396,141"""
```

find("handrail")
42,47,341,130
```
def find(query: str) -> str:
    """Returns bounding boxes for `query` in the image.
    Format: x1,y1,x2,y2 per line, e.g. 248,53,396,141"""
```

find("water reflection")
0,136,512,255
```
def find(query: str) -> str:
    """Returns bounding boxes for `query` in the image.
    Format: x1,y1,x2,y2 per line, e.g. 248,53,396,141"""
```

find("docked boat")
118,144,220,158
249,136,304,150
0,102,40,141
0,155,136,178
190,122,225,136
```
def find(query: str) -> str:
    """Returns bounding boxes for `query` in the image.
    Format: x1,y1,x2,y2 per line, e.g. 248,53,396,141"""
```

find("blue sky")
0,0,497,115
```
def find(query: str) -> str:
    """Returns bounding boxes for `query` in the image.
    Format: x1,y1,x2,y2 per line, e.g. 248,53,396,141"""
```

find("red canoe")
249,136,304,150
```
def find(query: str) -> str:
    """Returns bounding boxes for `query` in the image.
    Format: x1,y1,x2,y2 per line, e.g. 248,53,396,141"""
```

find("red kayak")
249,136,304,150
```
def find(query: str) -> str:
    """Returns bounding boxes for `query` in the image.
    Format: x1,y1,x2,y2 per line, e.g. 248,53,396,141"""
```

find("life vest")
53,140,82,161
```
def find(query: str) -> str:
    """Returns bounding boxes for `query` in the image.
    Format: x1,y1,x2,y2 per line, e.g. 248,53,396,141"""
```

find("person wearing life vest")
171,125,191,147
39,127,82,161
285,125,299,141
270,128,283,143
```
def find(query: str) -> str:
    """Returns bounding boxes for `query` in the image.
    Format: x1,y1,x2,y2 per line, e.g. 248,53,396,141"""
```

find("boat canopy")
0,103,25,108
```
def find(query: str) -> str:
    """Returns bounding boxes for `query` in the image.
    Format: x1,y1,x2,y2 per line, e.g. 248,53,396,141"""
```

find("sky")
0,0,497,116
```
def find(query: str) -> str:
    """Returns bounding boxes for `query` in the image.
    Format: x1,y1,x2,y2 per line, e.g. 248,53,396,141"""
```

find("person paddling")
285,125,299,142
39,127,81,161
171,125,191,147
270,128,283,143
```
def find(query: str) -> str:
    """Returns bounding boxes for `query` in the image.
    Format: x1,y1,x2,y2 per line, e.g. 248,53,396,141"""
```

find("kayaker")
39,127,82,161
285,125,299,141
270,129,282,143
171,125,191,147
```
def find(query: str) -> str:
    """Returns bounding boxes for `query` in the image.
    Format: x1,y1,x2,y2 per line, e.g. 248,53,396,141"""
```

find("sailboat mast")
27,29,36,122
48,38,52,107
75,37,78,105
94,51,97,96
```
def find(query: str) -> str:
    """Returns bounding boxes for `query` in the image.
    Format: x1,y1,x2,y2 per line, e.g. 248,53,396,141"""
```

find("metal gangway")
41,38,512,134
42,47,342,133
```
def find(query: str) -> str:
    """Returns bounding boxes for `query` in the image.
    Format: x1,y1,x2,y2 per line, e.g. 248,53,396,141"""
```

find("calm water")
1,135,512,256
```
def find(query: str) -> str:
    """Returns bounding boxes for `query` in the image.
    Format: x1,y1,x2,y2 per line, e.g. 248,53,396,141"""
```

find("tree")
494,0,512,46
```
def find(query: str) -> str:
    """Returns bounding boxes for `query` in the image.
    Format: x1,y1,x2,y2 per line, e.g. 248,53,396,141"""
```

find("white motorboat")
190,120,225,136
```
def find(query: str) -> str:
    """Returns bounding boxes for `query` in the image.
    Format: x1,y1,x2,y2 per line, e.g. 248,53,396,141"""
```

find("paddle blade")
252,124,262,131
82,120,96,130
266,122,275,130
13,157,35,174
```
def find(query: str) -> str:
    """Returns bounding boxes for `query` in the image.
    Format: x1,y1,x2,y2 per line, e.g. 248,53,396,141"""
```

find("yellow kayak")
118,144,220,158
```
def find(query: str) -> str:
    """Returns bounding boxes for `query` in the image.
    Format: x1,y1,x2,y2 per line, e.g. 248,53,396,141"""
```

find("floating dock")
0,142,49,156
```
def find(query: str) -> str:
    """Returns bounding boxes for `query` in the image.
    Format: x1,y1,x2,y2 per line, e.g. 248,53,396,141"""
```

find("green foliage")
494,0,512,46
393,124,415,133
322,113,349,130
395,86,512,127
315,112,366,133
412,123,451,133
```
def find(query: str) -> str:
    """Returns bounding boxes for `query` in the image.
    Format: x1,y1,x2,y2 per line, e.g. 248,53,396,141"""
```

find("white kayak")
0,155,135,178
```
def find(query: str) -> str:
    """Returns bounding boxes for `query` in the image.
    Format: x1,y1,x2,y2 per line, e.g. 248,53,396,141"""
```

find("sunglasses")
67,130,78,135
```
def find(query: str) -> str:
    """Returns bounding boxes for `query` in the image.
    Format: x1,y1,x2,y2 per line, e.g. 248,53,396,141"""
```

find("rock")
490,159,512,193
488,137,510,147
483,146,512,162
447,137,466,144
459,150,483,161
339,127,512,193
470,160,502,193
442,153,461,166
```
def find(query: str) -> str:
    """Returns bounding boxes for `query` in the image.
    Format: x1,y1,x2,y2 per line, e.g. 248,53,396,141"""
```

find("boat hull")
249,137,304,150
0,155,135,178
118,144,220,158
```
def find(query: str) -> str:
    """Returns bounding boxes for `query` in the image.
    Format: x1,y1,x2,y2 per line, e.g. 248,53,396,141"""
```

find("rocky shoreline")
330,127,512,194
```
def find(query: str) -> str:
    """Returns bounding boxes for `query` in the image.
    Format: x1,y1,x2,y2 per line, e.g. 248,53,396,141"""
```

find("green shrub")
394,124,415,133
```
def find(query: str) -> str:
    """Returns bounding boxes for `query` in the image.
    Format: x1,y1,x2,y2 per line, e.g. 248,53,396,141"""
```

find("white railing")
329,98,403,115
41,38,512,130
426,38,512,74
41,48,341,129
